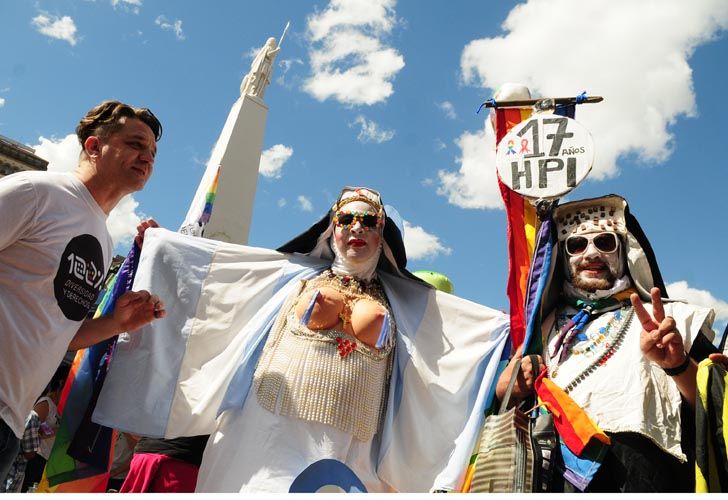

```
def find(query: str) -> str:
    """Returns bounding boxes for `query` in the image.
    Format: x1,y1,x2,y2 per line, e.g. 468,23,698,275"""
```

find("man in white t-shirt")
0,100,167,479
494,195,716,492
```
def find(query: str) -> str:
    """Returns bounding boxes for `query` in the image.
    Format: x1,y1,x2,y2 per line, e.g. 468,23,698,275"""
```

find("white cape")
94,228,510,491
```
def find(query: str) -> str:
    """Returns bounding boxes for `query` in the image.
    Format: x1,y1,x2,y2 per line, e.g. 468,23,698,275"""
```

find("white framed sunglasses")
564,232,619,256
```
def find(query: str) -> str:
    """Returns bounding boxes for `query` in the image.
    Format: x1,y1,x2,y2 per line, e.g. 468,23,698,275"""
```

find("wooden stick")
524,401,547,415
482,96,603,109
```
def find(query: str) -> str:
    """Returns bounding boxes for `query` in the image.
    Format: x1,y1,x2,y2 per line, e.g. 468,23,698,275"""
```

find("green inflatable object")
413,270,454,294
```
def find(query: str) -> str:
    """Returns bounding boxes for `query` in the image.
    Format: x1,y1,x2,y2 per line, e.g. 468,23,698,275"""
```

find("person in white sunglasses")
495,194,717,492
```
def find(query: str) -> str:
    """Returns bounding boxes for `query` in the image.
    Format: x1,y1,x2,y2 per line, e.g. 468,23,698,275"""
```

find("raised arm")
632,288,697,407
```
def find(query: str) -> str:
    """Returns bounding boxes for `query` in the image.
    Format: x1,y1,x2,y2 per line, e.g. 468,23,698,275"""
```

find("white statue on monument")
240,37,281,99
180,26,289,245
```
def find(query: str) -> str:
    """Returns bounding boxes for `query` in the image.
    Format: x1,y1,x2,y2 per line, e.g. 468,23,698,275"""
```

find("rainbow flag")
535,373,610,455
198,166,220,226
494,106,535,351
459,106,534,493
38,244,140,492
460,99,585,492
496,103,579,355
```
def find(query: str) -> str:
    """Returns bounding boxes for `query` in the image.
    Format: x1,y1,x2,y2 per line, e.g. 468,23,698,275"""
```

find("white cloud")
350,115,395,143
155,15,185,41
437,121,504,209
304,0,405,106
111,0,141,14
402,220,452,261
277,58,304,87
280,58,304,74
438,101,457,120
106,195,144,246
31,13,78,46
434,138,446,151
259,144,293,178
440,0,728,209
297,195,313,212
0,98,5,108
277,198,287,208
667,281,728,324
32,134,144,247
32,134,80,173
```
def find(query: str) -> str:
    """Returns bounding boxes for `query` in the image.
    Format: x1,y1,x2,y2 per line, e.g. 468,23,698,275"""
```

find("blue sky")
1,0,727,336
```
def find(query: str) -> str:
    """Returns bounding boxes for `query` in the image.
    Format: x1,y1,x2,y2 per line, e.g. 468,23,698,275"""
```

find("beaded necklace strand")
548,305,634,394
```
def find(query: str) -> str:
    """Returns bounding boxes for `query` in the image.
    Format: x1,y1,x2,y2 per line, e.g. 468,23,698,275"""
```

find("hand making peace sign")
631,287,688,370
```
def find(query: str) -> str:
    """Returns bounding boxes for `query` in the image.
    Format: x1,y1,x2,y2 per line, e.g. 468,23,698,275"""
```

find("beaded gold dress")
196,269,396,492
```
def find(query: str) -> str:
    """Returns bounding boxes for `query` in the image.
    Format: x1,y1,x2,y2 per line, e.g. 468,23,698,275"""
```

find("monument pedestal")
180,94,268,245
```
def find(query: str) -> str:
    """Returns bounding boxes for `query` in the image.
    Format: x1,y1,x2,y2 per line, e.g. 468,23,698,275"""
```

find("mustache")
576,259,607,269
575,258,618,277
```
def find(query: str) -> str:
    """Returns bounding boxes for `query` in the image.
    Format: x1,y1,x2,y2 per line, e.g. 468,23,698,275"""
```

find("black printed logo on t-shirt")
53,234,106,321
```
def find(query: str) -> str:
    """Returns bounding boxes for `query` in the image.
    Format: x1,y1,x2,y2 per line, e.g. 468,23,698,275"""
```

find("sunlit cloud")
259,144,293,179
350,115,395,143
31,13,78,46
437,101,457,120
304,0,404,106
298,195,313,212
111,0,142,14
155,15,185,41
403,220,452,260
439,0,728,209
667,280,728,327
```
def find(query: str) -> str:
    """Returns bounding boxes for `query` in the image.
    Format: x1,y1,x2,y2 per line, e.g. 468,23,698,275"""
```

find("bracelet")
663,353,691,376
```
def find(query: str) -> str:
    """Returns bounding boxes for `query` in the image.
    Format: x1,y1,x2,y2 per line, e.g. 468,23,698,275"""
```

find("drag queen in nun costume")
94,187,510,492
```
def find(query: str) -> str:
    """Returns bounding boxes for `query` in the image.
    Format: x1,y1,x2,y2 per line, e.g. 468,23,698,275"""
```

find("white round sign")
495,113,594,199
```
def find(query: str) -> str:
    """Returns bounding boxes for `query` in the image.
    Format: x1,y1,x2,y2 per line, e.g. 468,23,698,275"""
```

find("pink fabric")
120,453,199,493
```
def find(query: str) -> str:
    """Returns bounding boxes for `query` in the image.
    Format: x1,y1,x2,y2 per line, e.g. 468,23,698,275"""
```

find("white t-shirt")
0,171,113,438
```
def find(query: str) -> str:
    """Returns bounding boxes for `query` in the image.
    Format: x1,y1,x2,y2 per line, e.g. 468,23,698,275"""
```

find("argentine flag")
93,228,509,492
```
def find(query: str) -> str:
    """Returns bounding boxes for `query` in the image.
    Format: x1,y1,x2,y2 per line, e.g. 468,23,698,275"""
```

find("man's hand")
69,290,166,351
112,290,166,333
709,353,728,367
134,218,159,248
495,344,543,404
632,287,697,406
632,287,687,369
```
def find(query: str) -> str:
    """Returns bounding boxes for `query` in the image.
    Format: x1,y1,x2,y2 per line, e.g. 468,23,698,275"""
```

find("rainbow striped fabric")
494,107,535,351
198,166,220,226
496,103,579,355
461,101,588,492
37,245,140,492
534,373,610,455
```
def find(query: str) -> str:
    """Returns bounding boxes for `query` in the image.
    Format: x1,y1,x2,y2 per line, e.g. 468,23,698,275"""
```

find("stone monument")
240,37,281,99
180,27,288,245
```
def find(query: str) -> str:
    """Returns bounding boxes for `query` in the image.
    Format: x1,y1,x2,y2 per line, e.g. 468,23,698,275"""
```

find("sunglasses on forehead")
339,186,381,199
565,232,619,256
334,186,383,210
333,211,382,229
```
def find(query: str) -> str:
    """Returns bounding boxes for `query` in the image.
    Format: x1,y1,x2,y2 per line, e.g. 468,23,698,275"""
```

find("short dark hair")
76,100,163,148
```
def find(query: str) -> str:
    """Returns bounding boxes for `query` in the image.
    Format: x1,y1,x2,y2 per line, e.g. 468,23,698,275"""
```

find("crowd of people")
0,100,723,493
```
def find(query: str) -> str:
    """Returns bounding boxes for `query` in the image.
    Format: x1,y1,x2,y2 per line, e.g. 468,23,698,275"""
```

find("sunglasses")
339,186,382,200
333,211,382,229
565,232,619,256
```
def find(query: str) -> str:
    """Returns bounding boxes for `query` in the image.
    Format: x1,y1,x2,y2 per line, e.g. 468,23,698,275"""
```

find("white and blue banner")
93,228,510,492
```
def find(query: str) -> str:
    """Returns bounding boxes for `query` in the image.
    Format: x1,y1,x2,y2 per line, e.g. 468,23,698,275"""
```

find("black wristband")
663,353,691,376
